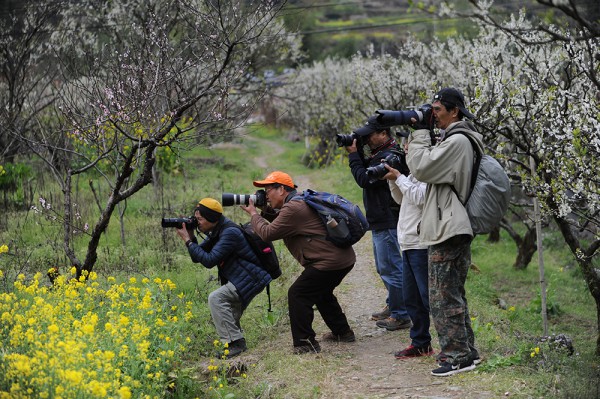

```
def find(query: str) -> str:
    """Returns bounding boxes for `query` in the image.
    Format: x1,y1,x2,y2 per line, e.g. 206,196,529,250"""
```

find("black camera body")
222,189,267,207
335,132,358,148
365,151,409,182
161,216,198,229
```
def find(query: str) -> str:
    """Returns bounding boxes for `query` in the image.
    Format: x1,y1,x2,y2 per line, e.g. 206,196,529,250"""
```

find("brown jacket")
251,195,356,271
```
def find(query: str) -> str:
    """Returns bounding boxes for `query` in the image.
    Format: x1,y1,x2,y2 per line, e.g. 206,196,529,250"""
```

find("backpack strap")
444,129,482,205
291,191,328,243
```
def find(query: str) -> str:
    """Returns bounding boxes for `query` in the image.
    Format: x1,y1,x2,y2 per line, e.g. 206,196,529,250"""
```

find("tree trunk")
62,171,81,269
553,216,600,356
500,220,537,270
513,227,537,270
118,200,127,247
487,226,500,242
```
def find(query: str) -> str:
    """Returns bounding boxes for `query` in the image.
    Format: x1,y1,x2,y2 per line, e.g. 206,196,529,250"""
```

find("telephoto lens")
222,189,266,207
161,217,198,229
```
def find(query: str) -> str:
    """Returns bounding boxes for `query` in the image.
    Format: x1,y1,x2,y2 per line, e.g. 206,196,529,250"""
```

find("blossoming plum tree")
3,0,299,277
278,1,600,354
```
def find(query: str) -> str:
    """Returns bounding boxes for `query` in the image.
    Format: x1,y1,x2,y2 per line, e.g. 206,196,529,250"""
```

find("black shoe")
438,352,481,366
431,360,475,377
322,329,356,343
223,338,247,359
293,339,321,354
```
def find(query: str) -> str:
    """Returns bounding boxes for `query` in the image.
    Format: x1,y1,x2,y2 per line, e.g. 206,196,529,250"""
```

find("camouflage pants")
429,234,478,365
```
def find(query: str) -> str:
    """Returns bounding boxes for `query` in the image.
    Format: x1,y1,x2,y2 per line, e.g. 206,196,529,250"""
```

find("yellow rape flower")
0,244,8,254
118,386,132,399
119,314,130,326
82,323,94,334
64,369,83,384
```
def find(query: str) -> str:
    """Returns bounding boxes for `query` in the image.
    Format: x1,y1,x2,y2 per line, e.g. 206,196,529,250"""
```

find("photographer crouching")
172,198,272,358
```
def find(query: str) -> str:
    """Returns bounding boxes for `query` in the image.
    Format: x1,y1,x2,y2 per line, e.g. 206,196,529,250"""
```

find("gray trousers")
208,282,244,343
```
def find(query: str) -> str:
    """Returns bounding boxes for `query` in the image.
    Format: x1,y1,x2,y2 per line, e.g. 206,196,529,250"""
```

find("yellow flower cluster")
0,271,193,398
530,346,541,358
0,245,8,255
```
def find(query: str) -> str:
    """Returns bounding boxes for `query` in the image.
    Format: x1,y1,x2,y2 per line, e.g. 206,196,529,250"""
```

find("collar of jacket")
284,190,298,204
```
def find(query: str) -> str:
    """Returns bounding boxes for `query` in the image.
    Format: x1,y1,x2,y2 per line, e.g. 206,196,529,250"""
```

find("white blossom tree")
6,0,300,276
277,1,600,354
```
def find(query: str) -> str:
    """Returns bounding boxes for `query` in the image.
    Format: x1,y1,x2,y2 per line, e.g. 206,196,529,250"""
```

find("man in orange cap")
176,197,272,358
241,171,356,354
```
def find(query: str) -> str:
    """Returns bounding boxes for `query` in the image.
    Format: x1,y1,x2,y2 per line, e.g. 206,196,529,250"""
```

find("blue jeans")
372,229,408,320
403,249,431,347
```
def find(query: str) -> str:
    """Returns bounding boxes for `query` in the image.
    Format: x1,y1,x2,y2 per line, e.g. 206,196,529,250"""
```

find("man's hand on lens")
345,139,358,154
176,224,191,241
411,107,434,130
383,163,401,180
240,199,258,216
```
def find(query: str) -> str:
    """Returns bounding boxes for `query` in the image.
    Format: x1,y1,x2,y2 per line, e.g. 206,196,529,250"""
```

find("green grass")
0,122,598,398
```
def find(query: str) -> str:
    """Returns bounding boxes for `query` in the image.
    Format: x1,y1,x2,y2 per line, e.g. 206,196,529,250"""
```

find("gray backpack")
448,131,511,235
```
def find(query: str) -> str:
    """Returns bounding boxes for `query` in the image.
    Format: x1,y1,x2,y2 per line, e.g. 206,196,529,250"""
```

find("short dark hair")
440,101,464,120
268,183,294,193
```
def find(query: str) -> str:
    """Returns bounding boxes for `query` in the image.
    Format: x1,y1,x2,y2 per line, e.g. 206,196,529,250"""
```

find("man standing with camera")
404,87,481,376
175,198,272,358
241,171,356,354
344,118,411,331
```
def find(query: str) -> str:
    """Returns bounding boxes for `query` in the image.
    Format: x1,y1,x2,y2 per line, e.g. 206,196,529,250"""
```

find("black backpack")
222,221,281,314
235,222,282,279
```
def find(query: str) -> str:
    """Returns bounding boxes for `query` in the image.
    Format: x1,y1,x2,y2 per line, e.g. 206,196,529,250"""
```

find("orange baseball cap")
253,171,297,189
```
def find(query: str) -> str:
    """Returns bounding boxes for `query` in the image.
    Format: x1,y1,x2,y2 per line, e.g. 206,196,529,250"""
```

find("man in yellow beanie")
176,197,272,358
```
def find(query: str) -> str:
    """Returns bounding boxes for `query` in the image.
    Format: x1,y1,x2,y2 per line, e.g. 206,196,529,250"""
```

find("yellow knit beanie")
196,198,223,222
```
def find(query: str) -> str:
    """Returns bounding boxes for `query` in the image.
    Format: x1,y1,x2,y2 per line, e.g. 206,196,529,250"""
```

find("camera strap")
367,138,398,161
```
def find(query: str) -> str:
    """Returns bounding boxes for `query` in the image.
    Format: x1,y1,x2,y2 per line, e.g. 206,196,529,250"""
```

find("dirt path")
318,234,496,399
246,133,494,399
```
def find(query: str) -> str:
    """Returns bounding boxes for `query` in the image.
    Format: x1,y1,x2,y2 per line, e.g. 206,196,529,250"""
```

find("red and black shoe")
394,344,434,359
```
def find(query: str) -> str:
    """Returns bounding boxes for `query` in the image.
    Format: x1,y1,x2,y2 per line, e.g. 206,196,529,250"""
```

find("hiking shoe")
371,306,391,321
375,317,412,331
293,340,321,354
438,352,481,366
431,360,476,377
219,338,247,359
394,344,434,359
322,329,356,343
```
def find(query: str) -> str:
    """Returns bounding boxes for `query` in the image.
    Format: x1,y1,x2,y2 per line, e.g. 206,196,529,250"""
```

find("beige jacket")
407,121,484,245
